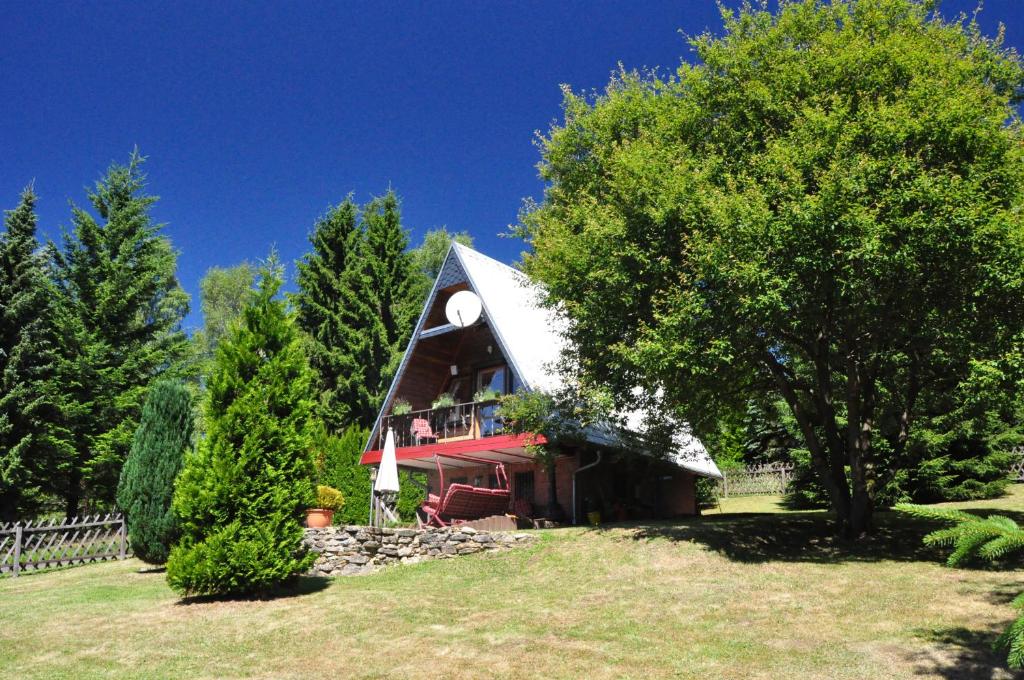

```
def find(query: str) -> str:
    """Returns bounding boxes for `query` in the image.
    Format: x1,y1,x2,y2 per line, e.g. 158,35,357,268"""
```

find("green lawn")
3,490,1024,679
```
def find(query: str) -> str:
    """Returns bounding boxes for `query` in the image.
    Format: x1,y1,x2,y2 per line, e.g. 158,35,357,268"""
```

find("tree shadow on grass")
174,575,331,606
615,507,1024,565
905,626,1022,679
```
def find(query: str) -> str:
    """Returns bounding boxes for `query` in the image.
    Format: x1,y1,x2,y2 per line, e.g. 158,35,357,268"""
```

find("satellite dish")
445,290,482,328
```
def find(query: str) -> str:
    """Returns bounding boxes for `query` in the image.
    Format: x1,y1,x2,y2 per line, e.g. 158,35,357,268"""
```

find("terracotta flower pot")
306,508,334,528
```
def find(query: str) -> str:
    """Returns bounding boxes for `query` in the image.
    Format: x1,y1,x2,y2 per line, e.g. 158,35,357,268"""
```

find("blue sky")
1,0,1021,331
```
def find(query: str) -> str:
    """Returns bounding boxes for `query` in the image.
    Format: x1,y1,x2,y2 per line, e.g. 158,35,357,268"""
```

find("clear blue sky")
2,0,1021,331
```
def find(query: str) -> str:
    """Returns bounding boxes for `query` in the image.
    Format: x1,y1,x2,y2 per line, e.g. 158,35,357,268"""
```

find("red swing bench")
419,453,511,528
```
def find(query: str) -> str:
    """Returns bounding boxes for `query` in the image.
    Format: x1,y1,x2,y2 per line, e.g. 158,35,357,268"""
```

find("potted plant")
306,485,345,528
392,398,412,415
431,392,456,409
473,388,500,403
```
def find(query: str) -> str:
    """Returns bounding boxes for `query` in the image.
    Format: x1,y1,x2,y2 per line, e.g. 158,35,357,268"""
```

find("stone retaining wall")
304,525,537,576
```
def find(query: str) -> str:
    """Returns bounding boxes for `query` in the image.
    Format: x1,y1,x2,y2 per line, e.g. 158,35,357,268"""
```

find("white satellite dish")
445,290,482,328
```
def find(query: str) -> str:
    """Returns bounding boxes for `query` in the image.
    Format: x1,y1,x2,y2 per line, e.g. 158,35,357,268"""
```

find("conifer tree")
0,187,72,520
354,191,418,426
167,263,316,597
52,152,190,517
295,191,418,430
116,380,193,564
295,200,365,431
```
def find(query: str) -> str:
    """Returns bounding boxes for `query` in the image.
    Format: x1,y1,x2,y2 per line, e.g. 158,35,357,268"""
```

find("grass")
3,491,1024,679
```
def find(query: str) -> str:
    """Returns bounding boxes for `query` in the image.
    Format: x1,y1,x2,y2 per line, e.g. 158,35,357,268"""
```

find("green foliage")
431,393,456,409
315,485,345,512
294,199,365,431
295,191,419,430
499,390,578,462
408,227,474,303
473,388,500,403
784,449,834,510
167,263,316,597
192,263,256,378
898,503,1024,668
115,380,193,564
517,0,1024,535
391,399,411,415
312,423,424,524
312,423,370,524
742,399,801,467
0,186,73,520
52,151,191,516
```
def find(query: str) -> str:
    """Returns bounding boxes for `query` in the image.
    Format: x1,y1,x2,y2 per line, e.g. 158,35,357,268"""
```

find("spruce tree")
0,187,72,520
52,151,190,516
294,199,365,431
116,380,193,564
166,264,316,597
294,190,419,430
354,191,418,427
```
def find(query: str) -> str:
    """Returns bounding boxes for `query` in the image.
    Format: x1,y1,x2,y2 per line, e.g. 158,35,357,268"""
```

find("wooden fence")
718,463,795,497
1009,447,1024,482
0,513,128,577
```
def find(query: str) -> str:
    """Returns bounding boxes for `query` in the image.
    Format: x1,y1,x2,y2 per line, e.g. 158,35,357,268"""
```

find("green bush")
116,380,194,564
783,449,833,510
166,266,316,597
315,485,345,511
315,423,425,525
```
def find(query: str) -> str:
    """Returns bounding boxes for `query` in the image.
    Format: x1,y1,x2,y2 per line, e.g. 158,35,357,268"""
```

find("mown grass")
3,489,1024,679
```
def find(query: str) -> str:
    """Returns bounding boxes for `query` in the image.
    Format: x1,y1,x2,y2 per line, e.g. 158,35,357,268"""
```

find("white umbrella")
374,427,401,494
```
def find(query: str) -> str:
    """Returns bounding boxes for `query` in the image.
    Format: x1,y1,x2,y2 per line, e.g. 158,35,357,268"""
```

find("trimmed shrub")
315,485,345,511
116,380,194,564
166,267,316,597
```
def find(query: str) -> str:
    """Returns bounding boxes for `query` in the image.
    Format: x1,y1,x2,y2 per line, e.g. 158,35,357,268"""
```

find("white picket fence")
718,462,795,497
0,514,128,577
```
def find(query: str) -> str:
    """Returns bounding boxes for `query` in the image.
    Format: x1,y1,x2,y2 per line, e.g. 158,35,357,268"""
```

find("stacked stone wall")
304,525,536,576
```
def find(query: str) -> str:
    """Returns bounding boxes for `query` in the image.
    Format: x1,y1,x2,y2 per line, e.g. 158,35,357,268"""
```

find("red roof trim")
360,433,546,465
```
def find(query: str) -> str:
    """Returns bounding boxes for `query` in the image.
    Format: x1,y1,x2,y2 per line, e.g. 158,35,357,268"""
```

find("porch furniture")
419,453,511,527
411,418,437,445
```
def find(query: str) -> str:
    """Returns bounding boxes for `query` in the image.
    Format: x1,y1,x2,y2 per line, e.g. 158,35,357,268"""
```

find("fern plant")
897,504,1024,668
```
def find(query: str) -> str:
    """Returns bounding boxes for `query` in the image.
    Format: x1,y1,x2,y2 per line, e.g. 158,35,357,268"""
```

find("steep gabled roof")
366,242,721,479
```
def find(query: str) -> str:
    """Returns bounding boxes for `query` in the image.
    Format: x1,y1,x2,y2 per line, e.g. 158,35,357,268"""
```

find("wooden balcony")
375,399,505,450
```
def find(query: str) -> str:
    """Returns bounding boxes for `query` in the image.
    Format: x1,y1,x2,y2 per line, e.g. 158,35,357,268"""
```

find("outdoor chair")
411,418,437,446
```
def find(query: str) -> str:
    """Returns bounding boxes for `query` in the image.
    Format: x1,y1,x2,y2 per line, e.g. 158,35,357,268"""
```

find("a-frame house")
360,242,721,525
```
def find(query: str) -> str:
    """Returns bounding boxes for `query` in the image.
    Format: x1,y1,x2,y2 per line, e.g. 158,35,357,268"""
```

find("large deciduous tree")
167,263,316,597
194,263,257,368
53,151,190,517
0,187,72,520
116,380,193,564
518,0,1024,537
408,227,473,304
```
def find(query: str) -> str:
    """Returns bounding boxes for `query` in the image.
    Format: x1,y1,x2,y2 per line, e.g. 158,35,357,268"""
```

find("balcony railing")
376,399,505,450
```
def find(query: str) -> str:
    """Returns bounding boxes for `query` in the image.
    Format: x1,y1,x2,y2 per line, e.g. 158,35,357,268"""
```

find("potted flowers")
306,485,345,528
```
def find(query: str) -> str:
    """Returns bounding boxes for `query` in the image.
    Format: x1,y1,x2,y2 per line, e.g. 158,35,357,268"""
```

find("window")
514,471,535,501
476,365,507,396
451,476,467,485
488,474,498,489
